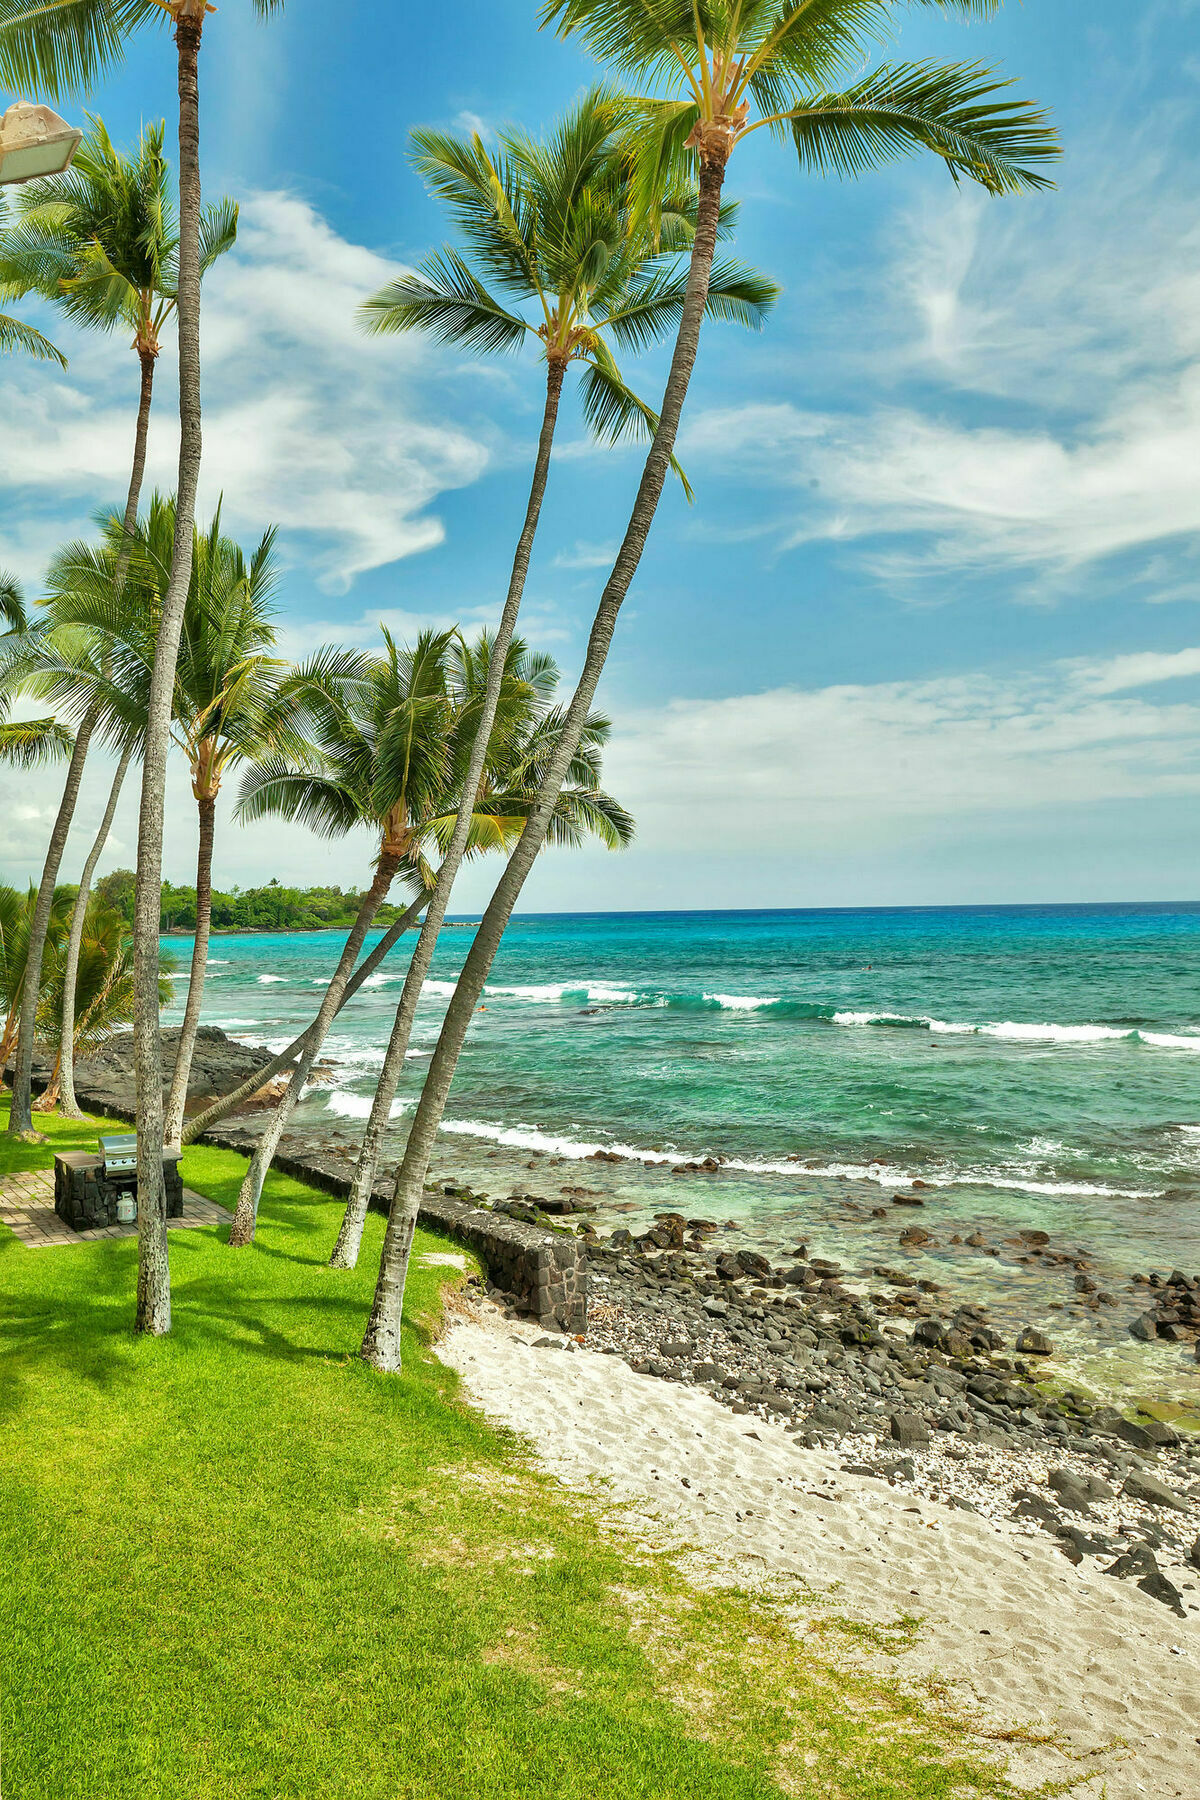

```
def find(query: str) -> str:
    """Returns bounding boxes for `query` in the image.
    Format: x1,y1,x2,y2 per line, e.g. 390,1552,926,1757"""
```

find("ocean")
166,903,1200,1403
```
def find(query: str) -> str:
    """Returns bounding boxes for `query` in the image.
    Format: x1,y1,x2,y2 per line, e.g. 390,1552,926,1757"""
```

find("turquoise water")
167,904,1200,1399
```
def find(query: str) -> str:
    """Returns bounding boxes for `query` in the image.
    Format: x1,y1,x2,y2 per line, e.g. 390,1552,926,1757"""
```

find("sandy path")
441,1307,1199,1799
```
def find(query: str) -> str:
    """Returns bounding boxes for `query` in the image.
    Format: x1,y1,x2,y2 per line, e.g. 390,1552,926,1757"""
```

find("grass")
0,1100,1059,1800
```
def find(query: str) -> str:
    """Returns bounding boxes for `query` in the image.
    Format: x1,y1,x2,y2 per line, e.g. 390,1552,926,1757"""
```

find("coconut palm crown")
0,115,237,368
541,0,1060,201
361,87,777,492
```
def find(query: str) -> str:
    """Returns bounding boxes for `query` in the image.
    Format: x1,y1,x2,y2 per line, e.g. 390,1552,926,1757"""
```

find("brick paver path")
0,1168,230,1248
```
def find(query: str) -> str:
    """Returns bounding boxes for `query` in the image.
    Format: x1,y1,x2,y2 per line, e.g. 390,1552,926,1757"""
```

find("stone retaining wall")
50,1072,588,1332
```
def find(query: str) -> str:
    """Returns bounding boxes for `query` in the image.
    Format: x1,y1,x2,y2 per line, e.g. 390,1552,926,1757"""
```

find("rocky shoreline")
471,1189,1200,1617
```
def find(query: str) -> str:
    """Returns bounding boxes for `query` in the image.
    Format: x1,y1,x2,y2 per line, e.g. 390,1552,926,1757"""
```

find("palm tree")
227,628,631,1251
0,881,73,1072
0,116,236,1149
347,89,769,1286
178,95,757,1163
224,628,463,1248
0,0,284,1334
1,120,237,1122
42,495,292,1140
359,0,1060,1371
331,633,633,1271
161,508,294,1147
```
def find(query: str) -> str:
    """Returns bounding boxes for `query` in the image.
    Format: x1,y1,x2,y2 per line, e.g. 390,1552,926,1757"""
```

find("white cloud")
0,190,492,592
681,133,1200,597
601,647,1200,856
552,540,619,571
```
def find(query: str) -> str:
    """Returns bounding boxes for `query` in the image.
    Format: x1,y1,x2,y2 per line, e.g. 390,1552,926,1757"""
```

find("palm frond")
780,59,1060,194
0,308,67,364
0,714,75,766
197,195,239,277
0,569,25,631
601,256,778,353
0,0,160,100
359,252,530,356
234,761,366,839
578,342,693,498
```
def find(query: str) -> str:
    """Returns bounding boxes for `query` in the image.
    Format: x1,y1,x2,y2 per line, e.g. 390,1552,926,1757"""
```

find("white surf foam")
832,1010,920,1027
980,1021,1130,1043
257,974,286,985
435,1118,1157,1200
704,992,779,1011
325,1090,412,1121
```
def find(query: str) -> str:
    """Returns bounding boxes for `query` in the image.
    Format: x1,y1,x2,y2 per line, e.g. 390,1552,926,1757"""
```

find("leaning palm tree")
359,0,1060,1371
348,88,771,1284
0,117,236,1149
331,636,633,1271
0,0,284,1333
2,121,237,1123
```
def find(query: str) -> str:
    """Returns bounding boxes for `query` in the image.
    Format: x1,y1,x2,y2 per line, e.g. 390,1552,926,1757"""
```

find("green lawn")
0,1101,1046,1800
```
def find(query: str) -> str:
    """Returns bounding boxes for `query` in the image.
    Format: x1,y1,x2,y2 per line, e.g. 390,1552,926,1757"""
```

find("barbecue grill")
98,1133,138,1186
54,1135,183,1232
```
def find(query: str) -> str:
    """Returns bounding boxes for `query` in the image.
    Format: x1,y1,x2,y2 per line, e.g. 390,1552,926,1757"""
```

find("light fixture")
0,101,83,188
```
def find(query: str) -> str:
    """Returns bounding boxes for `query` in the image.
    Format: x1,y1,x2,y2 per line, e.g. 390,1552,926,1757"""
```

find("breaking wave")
325,1090,412,1121
434,1116,1156,1199
404,974,1200,1050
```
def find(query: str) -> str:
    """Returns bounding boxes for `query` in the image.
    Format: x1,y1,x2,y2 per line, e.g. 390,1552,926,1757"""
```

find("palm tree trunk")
133,9,206,1336
59,747,134,1118
60,350,157,1121
5,704,98,1141
227,853,403,1248
179,890,429,1145
360,158,729,1370
163,790,215,1149
331,362,568,1272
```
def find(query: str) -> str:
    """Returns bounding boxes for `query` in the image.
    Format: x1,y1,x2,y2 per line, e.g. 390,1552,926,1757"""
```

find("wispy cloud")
680,127,1200,601
603,645,1200,856
552,539,619,571
0,191,493,592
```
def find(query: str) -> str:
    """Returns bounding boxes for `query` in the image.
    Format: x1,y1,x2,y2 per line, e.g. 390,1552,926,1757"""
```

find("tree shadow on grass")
0,1224,444,1431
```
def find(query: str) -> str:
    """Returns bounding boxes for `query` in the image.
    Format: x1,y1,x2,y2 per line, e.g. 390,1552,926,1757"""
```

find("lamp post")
0,102,82,187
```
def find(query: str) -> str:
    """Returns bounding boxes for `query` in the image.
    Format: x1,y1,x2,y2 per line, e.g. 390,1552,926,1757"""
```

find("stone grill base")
54,1151,185,1232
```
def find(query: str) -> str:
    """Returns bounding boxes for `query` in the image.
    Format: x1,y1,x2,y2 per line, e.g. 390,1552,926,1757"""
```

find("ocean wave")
435,1117,1157,1199
257,974,287,985
325,1090,412,1121
407,974,1200,1046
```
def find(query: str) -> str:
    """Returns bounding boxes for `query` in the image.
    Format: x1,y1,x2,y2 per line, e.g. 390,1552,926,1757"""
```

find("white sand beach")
442,1303,1200,1799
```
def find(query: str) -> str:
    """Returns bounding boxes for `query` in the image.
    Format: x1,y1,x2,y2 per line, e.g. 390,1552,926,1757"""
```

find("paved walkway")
0,1168,230,1248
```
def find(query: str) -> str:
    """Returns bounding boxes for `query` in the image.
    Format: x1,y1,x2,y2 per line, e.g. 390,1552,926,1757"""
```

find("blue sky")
3,0,1200,909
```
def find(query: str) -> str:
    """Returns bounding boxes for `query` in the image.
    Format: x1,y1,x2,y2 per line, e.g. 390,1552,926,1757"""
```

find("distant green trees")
94,870,424,935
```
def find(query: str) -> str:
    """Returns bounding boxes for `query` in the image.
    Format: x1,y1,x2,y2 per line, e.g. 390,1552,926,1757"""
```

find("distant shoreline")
160,921,479,937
